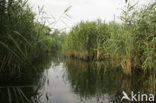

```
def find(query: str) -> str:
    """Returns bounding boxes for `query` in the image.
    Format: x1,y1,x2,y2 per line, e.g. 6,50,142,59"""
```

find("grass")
0,0,66,72
0,0,156,102
0,0,70,102
63,1,156,75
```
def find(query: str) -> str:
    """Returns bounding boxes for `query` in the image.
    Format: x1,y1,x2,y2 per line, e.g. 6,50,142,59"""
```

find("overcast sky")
29,0,155,31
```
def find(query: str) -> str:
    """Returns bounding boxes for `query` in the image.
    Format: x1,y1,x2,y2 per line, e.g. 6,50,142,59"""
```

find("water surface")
0,55,155,103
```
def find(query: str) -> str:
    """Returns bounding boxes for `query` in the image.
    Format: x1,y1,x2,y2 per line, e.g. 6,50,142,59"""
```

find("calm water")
0,54,156,103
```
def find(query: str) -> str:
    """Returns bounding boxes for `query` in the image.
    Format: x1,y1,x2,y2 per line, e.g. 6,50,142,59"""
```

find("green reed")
63,1,156,75
0,0,64,72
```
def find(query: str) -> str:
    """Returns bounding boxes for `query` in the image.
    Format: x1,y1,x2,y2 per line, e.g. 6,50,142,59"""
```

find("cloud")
29,0,153,31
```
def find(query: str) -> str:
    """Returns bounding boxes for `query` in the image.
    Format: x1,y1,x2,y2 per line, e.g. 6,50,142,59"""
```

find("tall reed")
63,1,156,75
0,0,63,72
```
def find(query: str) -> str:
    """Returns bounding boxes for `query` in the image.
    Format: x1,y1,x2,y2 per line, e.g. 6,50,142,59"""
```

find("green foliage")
63,20,110,60
63,1,156,73
0,0,61,71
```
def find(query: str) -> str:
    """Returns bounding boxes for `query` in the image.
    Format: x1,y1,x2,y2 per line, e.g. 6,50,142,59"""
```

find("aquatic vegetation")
63,20,109,61
0,0,63,72
0,0,156,102
63,1,156,74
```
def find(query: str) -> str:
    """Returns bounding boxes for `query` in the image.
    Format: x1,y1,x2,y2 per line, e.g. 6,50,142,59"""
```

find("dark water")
0,54,156,103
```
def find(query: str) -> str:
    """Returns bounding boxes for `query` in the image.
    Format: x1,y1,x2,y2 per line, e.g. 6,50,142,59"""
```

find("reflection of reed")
120,70,156,99
64,58,122,101
143,74,156,95
64,58,156,102
121,75,131,94
0,54,56,103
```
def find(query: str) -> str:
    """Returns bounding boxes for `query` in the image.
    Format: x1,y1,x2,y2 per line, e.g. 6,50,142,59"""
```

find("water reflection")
0,53,56,103
63,58,156,103
0,55,156,103
63,58,123,103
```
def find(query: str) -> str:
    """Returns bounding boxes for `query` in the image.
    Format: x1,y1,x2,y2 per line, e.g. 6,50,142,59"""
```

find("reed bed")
0,0,63,72
63,1,156,75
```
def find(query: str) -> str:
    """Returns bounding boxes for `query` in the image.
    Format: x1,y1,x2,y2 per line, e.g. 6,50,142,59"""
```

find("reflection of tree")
64,58,156,103
0,54,57,103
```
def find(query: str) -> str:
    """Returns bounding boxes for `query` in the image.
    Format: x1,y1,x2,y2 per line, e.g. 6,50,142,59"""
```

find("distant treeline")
0,0,64,71
62,1,156,74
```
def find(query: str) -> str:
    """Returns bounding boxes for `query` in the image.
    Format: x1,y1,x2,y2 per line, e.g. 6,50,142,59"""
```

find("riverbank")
0,0,63,72
63,2,156,75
